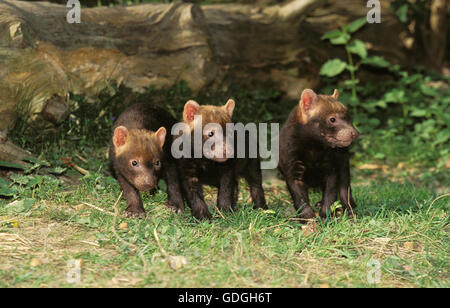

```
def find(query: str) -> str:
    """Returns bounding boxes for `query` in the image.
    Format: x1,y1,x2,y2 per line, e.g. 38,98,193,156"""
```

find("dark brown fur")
176,100,267,220
110,103,184,217
278,89,359,221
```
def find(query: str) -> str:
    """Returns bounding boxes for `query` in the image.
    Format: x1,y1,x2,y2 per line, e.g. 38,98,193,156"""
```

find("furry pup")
110,104,184,217
278,89,359,221
173,99,267,220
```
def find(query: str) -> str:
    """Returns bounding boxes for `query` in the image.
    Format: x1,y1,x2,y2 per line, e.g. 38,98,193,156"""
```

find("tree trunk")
0,0,410,133
426,0,447,70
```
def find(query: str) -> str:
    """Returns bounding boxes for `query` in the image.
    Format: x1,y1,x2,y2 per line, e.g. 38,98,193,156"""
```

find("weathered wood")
426,0,447,70
1,0,218,131
0,0,410,133
0,131,34,165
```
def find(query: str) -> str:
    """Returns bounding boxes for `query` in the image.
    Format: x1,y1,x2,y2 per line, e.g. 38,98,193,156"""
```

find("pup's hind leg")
244,159,267,209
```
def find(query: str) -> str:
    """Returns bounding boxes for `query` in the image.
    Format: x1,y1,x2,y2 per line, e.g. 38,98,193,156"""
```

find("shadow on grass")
353,181,447,218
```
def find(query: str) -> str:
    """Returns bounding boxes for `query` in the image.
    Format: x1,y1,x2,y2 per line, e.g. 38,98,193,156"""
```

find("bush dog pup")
278,89,359,221
110,103,184,217
175,99,267,220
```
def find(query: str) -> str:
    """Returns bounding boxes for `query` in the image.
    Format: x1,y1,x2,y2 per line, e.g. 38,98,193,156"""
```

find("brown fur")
114,129,163,159
176,99,267,220
110,104,184,217
297,95,347,124
194,106,232,125
279,89,359,221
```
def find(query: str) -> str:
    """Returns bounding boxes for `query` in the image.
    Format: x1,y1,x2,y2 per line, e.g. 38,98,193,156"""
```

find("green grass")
1,80,449,287
0,171,448,287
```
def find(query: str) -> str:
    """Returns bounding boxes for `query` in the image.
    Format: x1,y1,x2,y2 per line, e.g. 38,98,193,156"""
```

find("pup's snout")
135,176,157,192
351,128,360,140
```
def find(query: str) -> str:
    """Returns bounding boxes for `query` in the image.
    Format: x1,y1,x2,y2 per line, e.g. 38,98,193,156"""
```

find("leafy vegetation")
319,18,449,183
320,17,389,99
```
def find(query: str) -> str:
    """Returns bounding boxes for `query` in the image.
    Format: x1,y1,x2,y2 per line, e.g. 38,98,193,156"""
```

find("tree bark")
0,130,34,166
0,0,410,133
426,0,447,70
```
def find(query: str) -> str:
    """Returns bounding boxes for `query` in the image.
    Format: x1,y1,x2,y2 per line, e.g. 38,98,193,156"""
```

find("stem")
345,45,357,99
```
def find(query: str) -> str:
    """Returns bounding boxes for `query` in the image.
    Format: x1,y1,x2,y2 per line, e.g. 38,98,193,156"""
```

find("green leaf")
320,59,347,77
347,40,367,59
330,201,343,213
396,4,409,23
345,17,367,33
374,152,385,160
158,179,167,192
373,100,387,108
27,176,44,188
346,64,357,73
440,94,450,105
330,33,350,45
0,160,27,169
410,109,427,117
344,79,360,86
321,29,344,40
0,187,17,197
5,198,35,214
389,65,401,73
10,174,30,185
362,56,390,68
48,167,67,175
21,156,39,164
384,89,406,103
433,129,450,146
0,178,11,187
401,73,422,85
419,84,438,97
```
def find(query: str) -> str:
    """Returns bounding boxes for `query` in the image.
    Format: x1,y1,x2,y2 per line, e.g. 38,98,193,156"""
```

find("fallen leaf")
118,222,128,230
357,163,387,170
397,162,406,169
301,222,318,236
30,258,42,267
167,255,187,270
403,242,414,250
75,204,84,211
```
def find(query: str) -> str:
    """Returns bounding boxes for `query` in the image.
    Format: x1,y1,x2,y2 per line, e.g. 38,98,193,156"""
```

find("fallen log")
0,0,409,133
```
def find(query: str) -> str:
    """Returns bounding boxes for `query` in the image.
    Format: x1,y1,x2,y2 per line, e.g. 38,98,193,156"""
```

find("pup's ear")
299,89,318,113
113,126,128,148
155,127,166,148
223,99,235,118
183,100,200,123
332,89,339,100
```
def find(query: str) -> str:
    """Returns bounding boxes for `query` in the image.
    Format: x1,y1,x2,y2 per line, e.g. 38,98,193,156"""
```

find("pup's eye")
131,160,138,167
208,131,214,137
329,117,336,123
154,160,160,166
